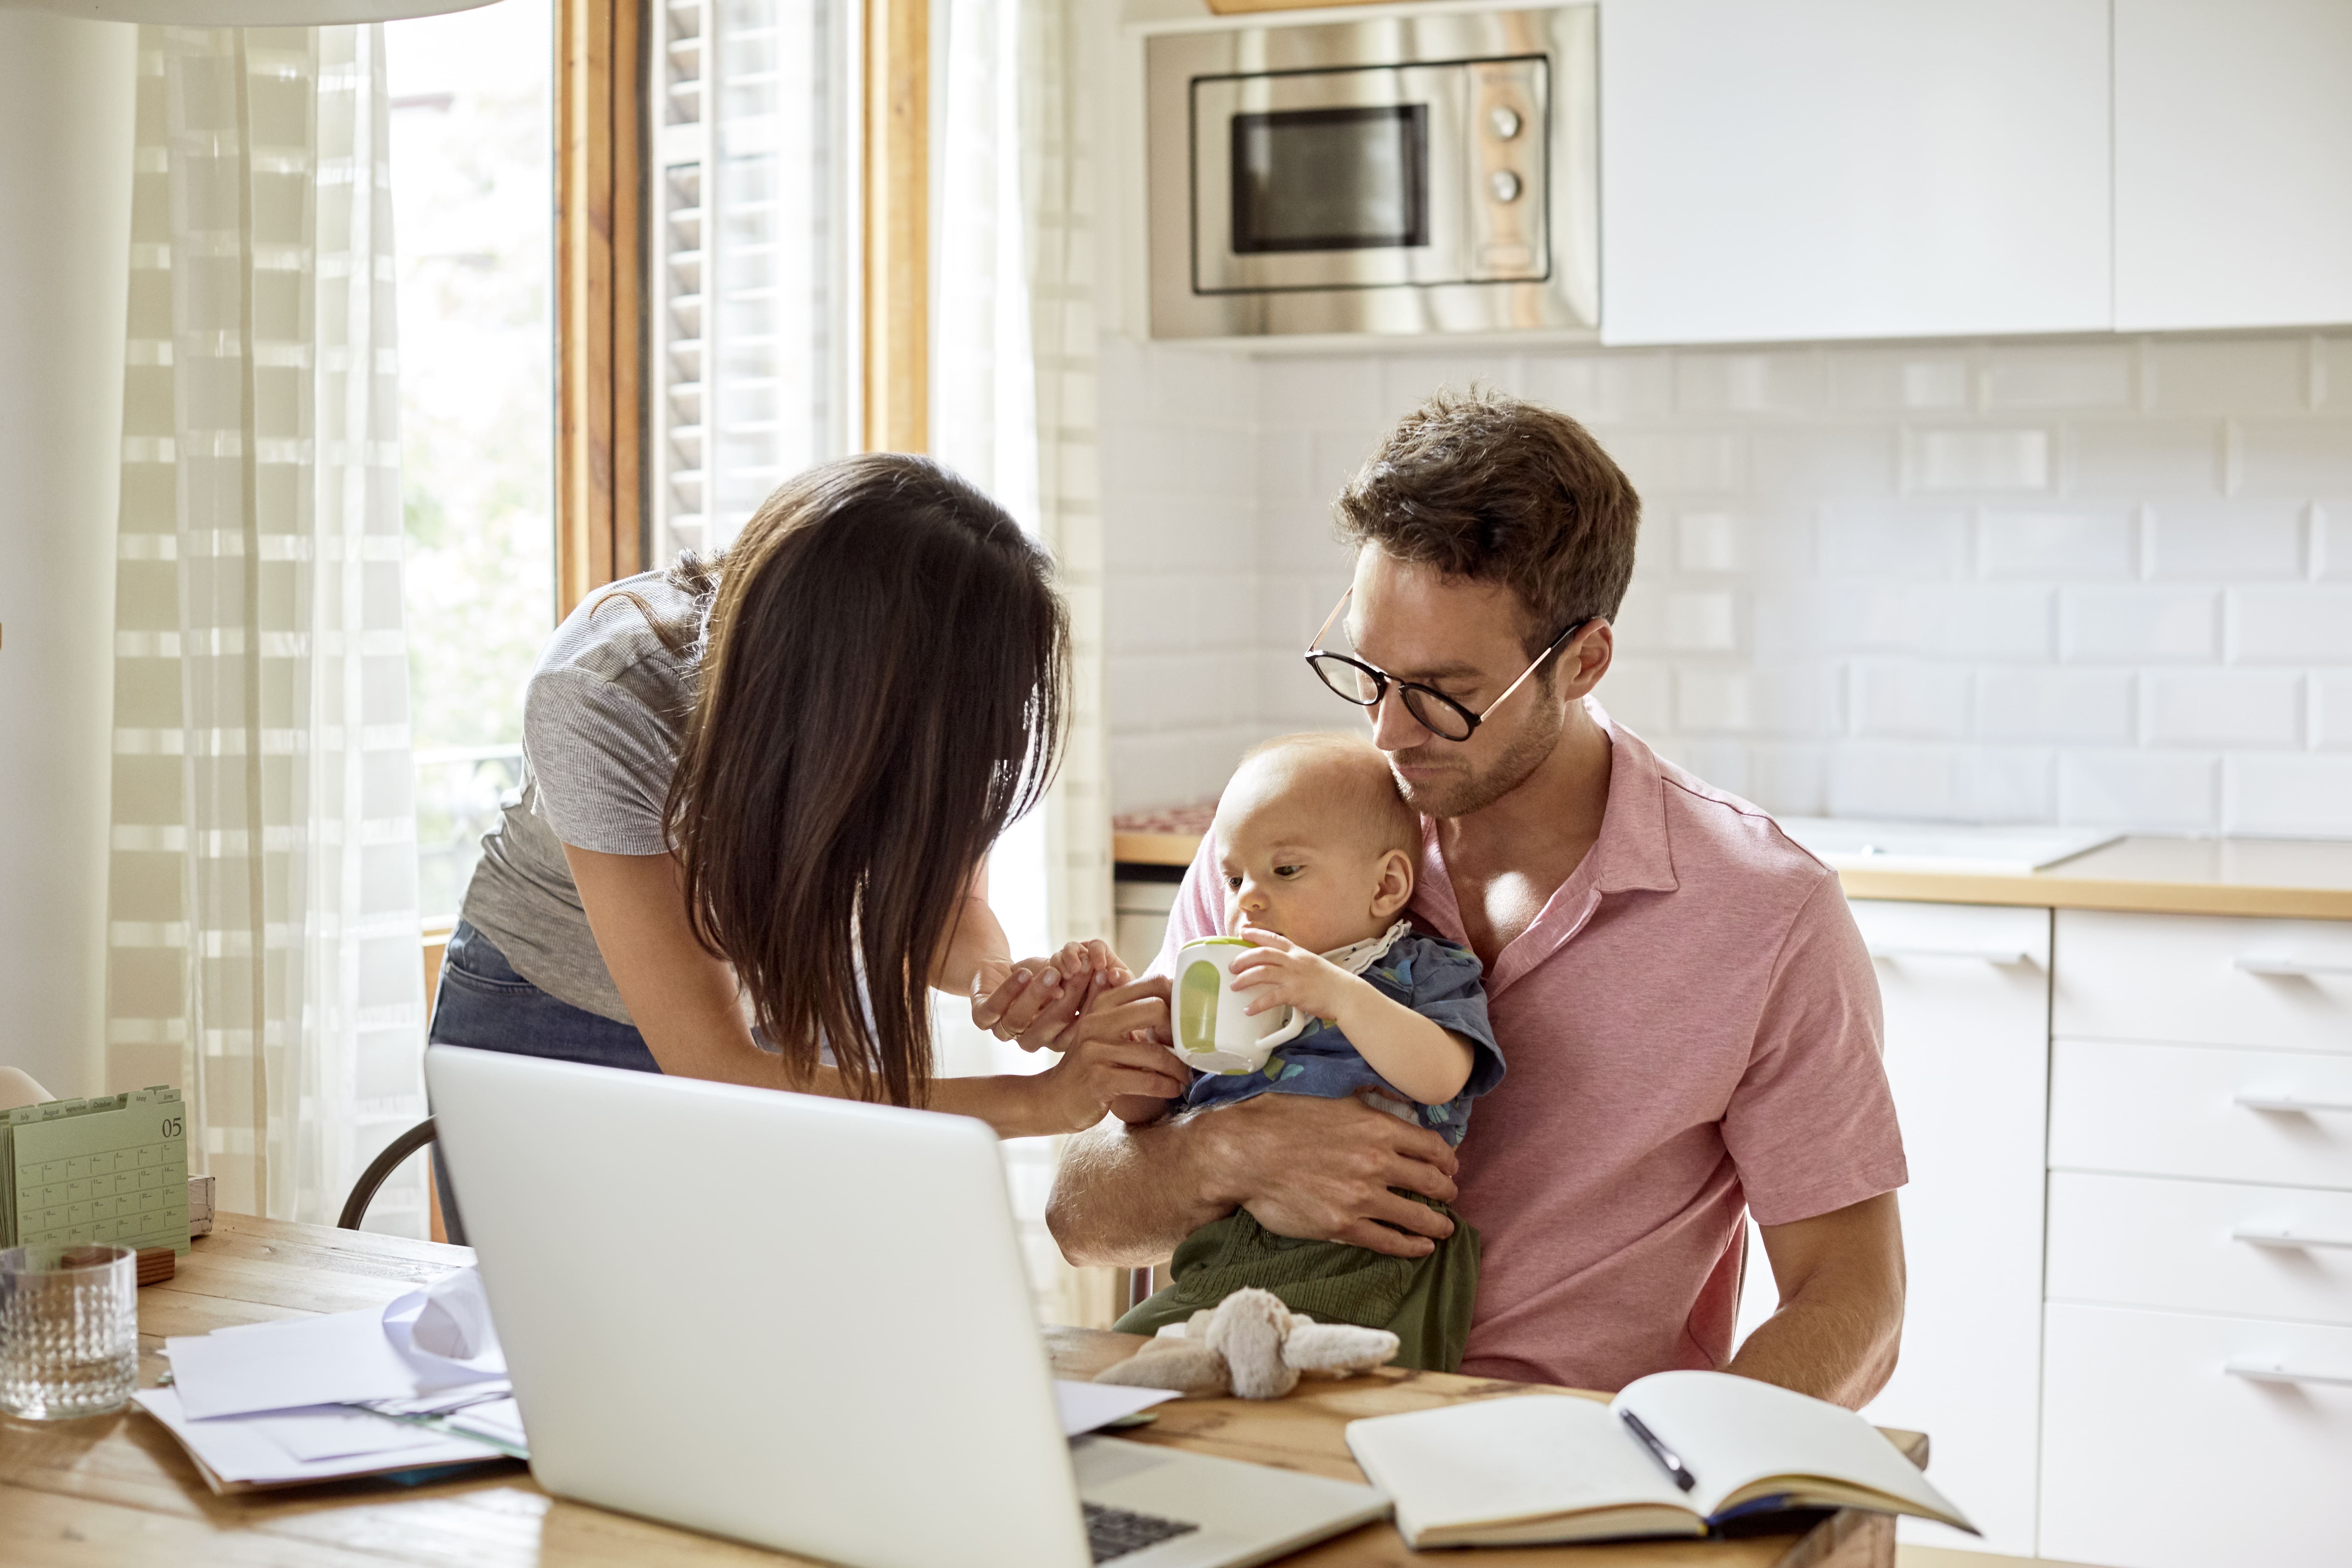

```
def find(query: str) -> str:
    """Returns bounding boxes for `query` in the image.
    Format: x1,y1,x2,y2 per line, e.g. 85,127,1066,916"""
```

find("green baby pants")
1110,1192,1481,1373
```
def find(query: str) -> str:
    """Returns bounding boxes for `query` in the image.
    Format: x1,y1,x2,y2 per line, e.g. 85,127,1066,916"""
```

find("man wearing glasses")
1051,388,1907,1408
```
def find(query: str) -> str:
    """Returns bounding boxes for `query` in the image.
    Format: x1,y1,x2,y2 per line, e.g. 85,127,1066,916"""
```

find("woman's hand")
1229,926,1361,1023
1029,1028,1190,1135
970,940,1130,1051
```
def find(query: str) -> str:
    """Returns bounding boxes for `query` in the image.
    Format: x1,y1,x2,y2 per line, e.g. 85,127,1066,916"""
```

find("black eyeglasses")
1302,587,1598,743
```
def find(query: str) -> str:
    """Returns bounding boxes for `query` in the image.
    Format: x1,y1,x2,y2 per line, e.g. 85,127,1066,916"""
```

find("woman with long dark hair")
427,454,1181,1233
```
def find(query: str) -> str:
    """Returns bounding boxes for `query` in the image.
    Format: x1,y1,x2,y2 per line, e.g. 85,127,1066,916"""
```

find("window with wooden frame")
556,0,927,616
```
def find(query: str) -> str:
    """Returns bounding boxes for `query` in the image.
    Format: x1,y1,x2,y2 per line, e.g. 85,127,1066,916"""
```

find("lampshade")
2,0,499,22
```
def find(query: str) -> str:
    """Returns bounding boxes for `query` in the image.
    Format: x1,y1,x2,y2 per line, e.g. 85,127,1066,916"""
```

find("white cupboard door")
2041,1302,2352,1568
1600,0,2110,345
2053,910,2352,1056
1736,900,2051,1555
2115,0,2352,330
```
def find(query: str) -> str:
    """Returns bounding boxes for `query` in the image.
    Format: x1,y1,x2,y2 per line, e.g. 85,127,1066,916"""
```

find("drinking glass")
0,1243,138,1420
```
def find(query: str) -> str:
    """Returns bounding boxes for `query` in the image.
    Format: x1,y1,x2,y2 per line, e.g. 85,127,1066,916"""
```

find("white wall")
0,15,137,1099
1099,333,2352,838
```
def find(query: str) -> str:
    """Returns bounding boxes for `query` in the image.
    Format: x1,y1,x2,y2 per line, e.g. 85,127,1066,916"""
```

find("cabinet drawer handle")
2234,1092,2352,1115
2226,1360,2352,1389
2235,954,2352,977
1864,944,2032,965
2231,1226,2352,1251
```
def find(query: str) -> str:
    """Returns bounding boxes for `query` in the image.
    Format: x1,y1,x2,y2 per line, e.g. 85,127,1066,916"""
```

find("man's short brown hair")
1333,386,1641,657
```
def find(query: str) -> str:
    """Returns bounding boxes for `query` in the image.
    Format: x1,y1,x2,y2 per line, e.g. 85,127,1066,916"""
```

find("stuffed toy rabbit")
1092,1287,1399,1401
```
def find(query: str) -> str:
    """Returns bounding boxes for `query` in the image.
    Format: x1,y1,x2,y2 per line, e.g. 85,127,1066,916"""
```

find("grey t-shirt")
459,570,708,1025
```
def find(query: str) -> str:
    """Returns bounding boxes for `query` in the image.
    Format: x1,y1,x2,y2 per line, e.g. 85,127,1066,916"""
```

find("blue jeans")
426,920,659,1243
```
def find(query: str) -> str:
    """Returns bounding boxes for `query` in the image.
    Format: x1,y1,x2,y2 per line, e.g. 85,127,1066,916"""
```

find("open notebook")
1344,1370,1975,1548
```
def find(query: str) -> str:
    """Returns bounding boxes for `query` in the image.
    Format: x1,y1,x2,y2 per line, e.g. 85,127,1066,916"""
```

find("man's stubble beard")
1388,687,1565,821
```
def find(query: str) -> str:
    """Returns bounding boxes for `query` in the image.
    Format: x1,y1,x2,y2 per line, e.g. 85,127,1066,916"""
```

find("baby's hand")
1229,926,1362,1022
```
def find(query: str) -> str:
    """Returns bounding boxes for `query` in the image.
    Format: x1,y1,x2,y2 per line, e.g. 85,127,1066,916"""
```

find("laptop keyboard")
1084,1500,1201,1563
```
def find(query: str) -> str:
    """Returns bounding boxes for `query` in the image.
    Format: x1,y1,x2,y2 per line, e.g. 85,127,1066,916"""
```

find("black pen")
1619,1409,1696,1493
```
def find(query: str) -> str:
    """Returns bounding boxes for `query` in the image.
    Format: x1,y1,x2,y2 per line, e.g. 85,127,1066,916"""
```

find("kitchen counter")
1112,826,2352,922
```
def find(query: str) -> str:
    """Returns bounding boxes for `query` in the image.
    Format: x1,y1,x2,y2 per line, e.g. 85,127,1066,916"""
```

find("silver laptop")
426,1045,1388,1568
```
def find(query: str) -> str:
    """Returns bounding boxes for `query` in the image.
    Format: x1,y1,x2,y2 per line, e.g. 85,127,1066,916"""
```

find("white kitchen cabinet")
2115,0,2352,331
2052,910,2352,1057
1599,0,2111,346
1734,899,2051,1555
1112,877,1180,976
2040,1303,2352,1568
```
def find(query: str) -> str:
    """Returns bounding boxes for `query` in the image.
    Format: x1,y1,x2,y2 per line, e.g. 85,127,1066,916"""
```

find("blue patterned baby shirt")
1179,929,1504,1146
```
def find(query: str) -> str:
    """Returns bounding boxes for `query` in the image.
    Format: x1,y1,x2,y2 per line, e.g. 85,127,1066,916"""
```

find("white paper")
382,1266,508,1390
132,1388,507,1486
365,1379,513,1417
445,1396,527,1450
1055,1379,1177,1437
167,1307,421,1420
240,1404,455,1463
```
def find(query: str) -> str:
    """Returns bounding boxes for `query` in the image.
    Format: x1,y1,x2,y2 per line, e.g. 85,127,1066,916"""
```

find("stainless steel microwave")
1145,5,1596,341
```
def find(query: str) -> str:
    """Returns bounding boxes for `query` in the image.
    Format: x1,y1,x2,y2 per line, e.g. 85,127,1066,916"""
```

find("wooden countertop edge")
1115,832,2352,919
1113,830,1203,866
1829,867,2352,920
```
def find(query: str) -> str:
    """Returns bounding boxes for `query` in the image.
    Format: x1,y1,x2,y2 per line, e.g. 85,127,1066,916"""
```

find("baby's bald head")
1219,732,1418,861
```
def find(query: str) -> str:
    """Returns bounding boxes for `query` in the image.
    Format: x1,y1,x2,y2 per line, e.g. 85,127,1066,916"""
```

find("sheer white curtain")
104,24,427,1235
935,0,1116,1324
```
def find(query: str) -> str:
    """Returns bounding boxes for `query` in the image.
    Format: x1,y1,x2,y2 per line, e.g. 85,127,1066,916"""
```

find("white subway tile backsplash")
1309,430,1378,494
1254,429,1315,501
1675,666,1840,737
1103,576,1191,655
1850,660,1974,740
1258,501,1351,574
2315,672,2352,750
2324,337,2352,408
1750,427,1898,498
2062,587,2219,662
1521,352,1675,422
1978,668,2135,744
1817,505,1967,579
1907,428,2052,493
2321,500,2352,581
2147,338,2311,416
1607,428,1748,494
2225,754,2352,837
2146,500,2306,581
1982,345,2135,411
1747,742,1830,815
1597,663,1673,738
1911,585,2058,660
1257,649,1345,728
2058,750,2220,831
1674,351,1824,415
1678,511,1743,574
1384,354,1522,415
1111,725,1262,813
1978,507,2137,580
1827,352,1971,413
2228,586,2352,662
1662,591,1740,652
2062,419,2222,496
2144,671,2303,747
1259,356,1385,432
1107,650,1258,733
1826,743,1976,821
2236,419,2352,495
1101,332,2352,836
1666,737,1751,797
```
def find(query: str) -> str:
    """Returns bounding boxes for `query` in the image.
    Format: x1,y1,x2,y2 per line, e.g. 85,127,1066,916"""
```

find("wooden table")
0,1215,1922,1567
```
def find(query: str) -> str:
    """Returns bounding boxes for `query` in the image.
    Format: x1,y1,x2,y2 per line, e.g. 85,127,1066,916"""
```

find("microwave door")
1192,63,1474,296
1230,104,1431,256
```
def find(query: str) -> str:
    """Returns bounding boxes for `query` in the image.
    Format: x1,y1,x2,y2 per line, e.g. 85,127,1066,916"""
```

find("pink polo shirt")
1153,706,1906,1392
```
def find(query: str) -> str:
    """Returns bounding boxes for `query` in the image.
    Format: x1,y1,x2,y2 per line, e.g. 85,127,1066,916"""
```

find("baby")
1110,733,1504,1372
